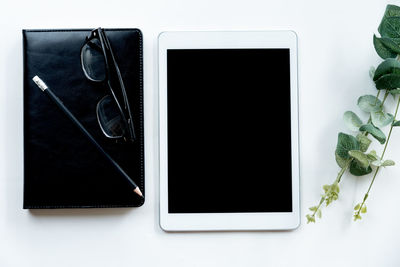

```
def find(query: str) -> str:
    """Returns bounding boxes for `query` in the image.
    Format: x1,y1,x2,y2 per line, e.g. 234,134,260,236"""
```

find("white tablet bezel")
158,31,300,231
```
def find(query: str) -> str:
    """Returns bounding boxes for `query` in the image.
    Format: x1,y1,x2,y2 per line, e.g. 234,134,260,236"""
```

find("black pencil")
32,75,143,198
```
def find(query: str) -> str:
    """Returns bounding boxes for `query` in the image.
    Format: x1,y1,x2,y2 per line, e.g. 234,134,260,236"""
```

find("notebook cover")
23,29,144,208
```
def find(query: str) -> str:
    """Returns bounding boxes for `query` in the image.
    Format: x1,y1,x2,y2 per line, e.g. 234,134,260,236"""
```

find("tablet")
158,31,300,231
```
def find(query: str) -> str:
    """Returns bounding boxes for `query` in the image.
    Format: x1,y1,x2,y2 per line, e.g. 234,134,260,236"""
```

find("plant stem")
337,158,352,183
381,91,390,107
309,90,390,222
311,196,325,217
311,158,352,218
356,94,400,216
374,90,381,105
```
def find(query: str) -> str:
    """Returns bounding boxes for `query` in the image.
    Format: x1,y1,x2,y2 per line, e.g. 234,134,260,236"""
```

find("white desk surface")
1,0,399,266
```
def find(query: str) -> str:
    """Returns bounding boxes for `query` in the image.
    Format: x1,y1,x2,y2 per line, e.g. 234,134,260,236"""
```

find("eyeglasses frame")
80,27,136,142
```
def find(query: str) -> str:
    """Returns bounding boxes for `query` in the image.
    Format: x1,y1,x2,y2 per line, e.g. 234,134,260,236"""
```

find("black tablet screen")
167,49,292,213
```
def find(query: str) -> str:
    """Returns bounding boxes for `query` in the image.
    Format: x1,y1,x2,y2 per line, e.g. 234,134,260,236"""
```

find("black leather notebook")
23,29,144,209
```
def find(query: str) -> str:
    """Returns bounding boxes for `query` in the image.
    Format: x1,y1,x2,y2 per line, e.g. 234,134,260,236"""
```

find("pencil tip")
134,187,143,198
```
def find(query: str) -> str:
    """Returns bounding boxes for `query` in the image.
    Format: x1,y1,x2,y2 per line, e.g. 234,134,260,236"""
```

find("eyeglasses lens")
81,38,107,82
96,95,125,138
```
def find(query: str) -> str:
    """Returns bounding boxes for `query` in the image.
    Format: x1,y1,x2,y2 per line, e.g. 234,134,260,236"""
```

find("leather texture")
23,29,144,208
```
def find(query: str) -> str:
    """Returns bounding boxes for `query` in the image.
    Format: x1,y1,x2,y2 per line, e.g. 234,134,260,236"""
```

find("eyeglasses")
80,28,136,143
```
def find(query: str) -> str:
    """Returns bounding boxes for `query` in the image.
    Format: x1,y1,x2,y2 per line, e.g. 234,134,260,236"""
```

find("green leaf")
316,209,322,219
380,37,400,54
332,182,339,193
354,204,361,210
322,184,330,193
373,58,400,81
379,5,400,34
371,110,394,127
335,133,360,159
356,134,372,152
381,5,400,19
354,214,362,221
374,35,397,59
357,95,383,112
343,111,363,131
348,150,370,169
309,206,317,212
361,206,367,214
367,150,379,161
369,66,376,79
379,16,400,38
359,123,386,144
371,156,395,167
375,73,400,89
371,159,383,167
389,38,400,45
349,160,373,176
306,214,315,223
392,120,400,126
390,89,400,96
382,159,395,167
335,152,348,168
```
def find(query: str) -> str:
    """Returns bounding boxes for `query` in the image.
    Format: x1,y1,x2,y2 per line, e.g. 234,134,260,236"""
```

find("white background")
0,0,399,266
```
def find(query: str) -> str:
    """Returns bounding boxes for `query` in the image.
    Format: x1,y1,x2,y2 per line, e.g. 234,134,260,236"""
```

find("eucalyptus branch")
308,4,400,224
306,90,387,224
381,91,390,106
354,95,400,220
